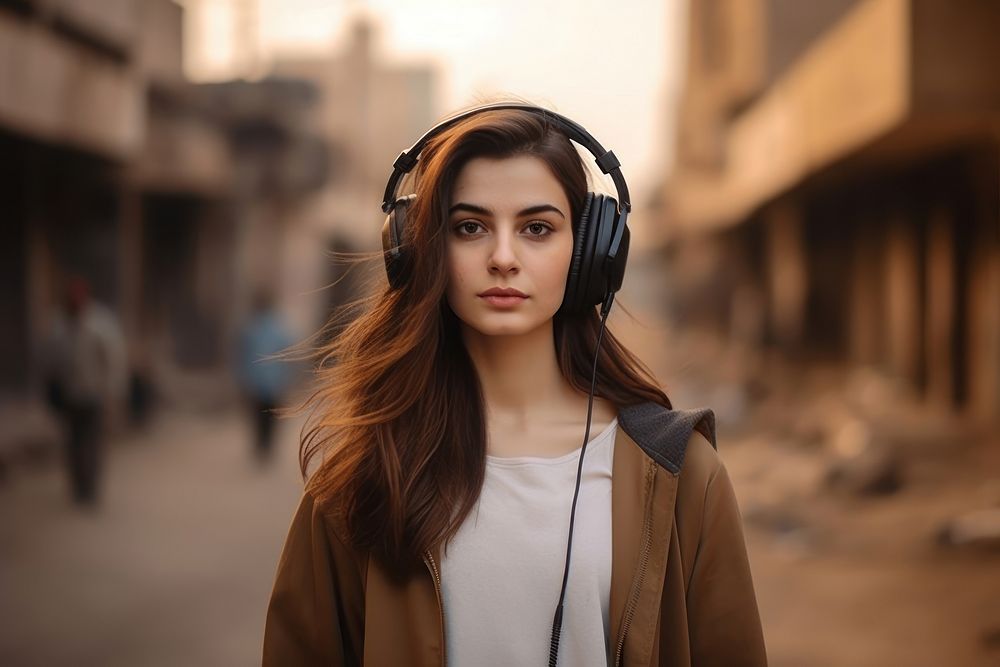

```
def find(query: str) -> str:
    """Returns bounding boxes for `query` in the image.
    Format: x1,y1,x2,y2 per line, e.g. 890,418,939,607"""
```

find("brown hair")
298,107,671,574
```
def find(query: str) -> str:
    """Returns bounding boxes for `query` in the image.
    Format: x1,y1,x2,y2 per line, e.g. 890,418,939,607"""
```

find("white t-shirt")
439,417,618,666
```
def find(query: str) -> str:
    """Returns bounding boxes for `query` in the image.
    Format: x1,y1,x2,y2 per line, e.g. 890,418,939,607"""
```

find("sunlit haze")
181,0,687,190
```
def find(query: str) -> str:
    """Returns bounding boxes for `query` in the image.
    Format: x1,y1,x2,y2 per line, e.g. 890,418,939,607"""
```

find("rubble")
822,418,904,496
741,501,817,560
0,401,62,480
936,508,1000,551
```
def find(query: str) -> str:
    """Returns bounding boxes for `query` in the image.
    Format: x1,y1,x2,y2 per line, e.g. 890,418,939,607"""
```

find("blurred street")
0,409,304,667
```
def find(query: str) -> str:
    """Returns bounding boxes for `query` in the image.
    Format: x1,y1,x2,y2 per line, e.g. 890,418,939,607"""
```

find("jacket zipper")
613,461,657,667
423,551,447,667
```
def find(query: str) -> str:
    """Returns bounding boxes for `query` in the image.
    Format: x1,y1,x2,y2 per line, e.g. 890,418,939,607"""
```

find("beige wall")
911,0,1000,111
37,0,140,53
0,11,143,160
272,18,437,250
138,0,185,85
966,226,1000,419
883,216,921,386
133,110,230,195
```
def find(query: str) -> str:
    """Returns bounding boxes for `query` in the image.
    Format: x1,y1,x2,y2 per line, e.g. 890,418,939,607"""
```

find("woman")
263,104,767,666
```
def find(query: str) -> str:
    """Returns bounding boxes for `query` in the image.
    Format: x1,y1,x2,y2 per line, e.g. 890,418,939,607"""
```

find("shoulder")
675,430,724,511
617,401,723,516
617,402,718,475
288,484,365,570
300,484,350,540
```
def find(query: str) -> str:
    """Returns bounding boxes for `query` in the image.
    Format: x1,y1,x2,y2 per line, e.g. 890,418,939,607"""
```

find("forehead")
450,155,570,210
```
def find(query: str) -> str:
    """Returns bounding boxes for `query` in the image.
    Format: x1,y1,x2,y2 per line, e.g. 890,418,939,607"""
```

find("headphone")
380,102,631,315
379,103,632,666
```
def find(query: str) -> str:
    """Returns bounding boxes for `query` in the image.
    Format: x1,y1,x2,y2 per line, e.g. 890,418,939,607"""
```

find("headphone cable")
548,291,616,667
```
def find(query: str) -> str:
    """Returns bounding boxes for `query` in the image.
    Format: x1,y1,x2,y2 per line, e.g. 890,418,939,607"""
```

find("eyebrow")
449,202,566,219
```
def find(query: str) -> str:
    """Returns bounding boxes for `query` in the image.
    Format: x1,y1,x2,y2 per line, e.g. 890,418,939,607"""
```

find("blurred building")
126,2,236,386
0,0,236,406
0,0,328,432
665,0,1000,424
270,17,438,335
1,0,144,398
185,76,329,365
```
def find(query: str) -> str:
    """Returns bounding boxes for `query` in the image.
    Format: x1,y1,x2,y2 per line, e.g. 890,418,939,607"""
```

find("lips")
478,287,527,298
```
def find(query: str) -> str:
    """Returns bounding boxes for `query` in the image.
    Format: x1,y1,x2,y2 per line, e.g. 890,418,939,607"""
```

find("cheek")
540,237,574,290
445,244,473,295
445,245,468,285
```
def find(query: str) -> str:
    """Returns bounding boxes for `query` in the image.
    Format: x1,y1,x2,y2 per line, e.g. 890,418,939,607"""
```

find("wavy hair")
298,106,671,575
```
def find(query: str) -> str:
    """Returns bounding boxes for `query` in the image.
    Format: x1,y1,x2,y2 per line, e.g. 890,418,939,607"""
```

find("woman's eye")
455,221,483,235
526,222,551,236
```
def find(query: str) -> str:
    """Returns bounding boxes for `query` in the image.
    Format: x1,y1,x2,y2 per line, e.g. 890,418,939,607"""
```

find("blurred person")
43,276,127,506
263,104,766,666
126,341,157,430
237,289,295,463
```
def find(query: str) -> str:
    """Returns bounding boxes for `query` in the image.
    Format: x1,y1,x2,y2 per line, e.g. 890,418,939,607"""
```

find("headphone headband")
380,102,632,216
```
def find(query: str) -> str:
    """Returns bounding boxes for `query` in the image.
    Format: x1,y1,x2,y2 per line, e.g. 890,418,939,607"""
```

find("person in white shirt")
43,276,126,506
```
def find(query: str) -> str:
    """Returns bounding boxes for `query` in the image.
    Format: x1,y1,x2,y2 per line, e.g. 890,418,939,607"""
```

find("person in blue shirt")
237,289,296,463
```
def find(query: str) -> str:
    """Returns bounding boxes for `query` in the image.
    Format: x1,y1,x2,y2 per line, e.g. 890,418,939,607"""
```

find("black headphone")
380,103,632,666
380,102,632,315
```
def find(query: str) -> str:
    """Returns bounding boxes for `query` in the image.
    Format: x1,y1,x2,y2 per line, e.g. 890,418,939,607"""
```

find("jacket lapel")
611,419,681,666
609,425,648,655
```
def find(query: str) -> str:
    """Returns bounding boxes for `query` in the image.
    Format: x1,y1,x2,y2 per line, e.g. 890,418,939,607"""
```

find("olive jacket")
262,403,768,666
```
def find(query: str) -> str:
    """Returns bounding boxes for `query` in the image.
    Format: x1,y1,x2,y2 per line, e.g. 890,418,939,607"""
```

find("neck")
460,319,577,427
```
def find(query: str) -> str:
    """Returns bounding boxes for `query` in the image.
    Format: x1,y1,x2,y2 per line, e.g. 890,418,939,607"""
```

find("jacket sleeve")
685,456,768,666
262,490,364,666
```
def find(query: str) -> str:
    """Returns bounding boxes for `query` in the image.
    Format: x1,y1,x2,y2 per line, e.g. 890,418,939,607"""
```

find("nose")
488,229,520,275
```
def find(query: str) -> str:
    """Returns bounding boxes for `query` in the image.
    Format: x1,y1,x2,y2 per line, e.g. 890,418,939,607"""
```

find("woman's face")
445,154,575,338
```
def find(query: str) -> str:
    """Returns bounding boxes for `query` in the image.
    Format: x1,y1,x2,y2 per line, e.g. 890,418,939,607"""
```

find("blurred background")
1,0,998,665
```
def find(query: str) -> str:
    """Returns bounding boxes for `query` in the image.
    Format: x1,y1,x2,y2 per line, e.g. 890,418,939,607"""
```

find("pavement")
0,407,305,667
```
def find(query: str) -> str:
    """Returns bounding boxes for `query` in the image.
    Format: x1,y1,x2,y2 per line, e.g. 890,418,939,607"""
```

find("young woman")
262,104,767,666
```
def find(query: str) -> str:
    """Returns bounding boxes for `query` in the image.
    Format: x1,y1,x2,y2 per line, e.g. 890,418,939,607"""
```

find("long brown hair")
299,107,671,574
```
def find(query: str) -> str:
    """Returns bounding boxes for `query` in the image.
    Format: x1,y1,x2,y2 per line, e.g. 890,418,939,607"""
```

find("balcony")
669,0,1000,234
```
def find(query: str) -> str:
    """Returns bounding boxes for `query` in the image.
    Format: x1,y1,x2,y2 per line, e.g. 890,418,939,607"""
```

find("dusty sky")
182,0,687,192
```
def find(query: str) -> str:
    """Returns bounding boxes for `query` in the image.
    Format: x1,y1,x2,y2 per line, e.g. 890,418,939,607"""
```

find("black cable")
548,292,616,667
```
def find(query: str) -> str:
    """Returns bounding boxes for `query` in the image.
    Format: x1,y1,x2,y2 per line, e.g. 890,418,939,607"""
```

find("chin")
459,309,554,339
475,321,536,337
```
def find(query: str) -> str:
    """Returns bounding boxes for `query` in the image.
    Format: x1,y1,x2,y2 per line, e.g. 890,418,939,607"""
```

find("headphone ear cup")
607,212,630,294
581,195,618,308
562,192,596,313
562,193,625,314
381,194,416,289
